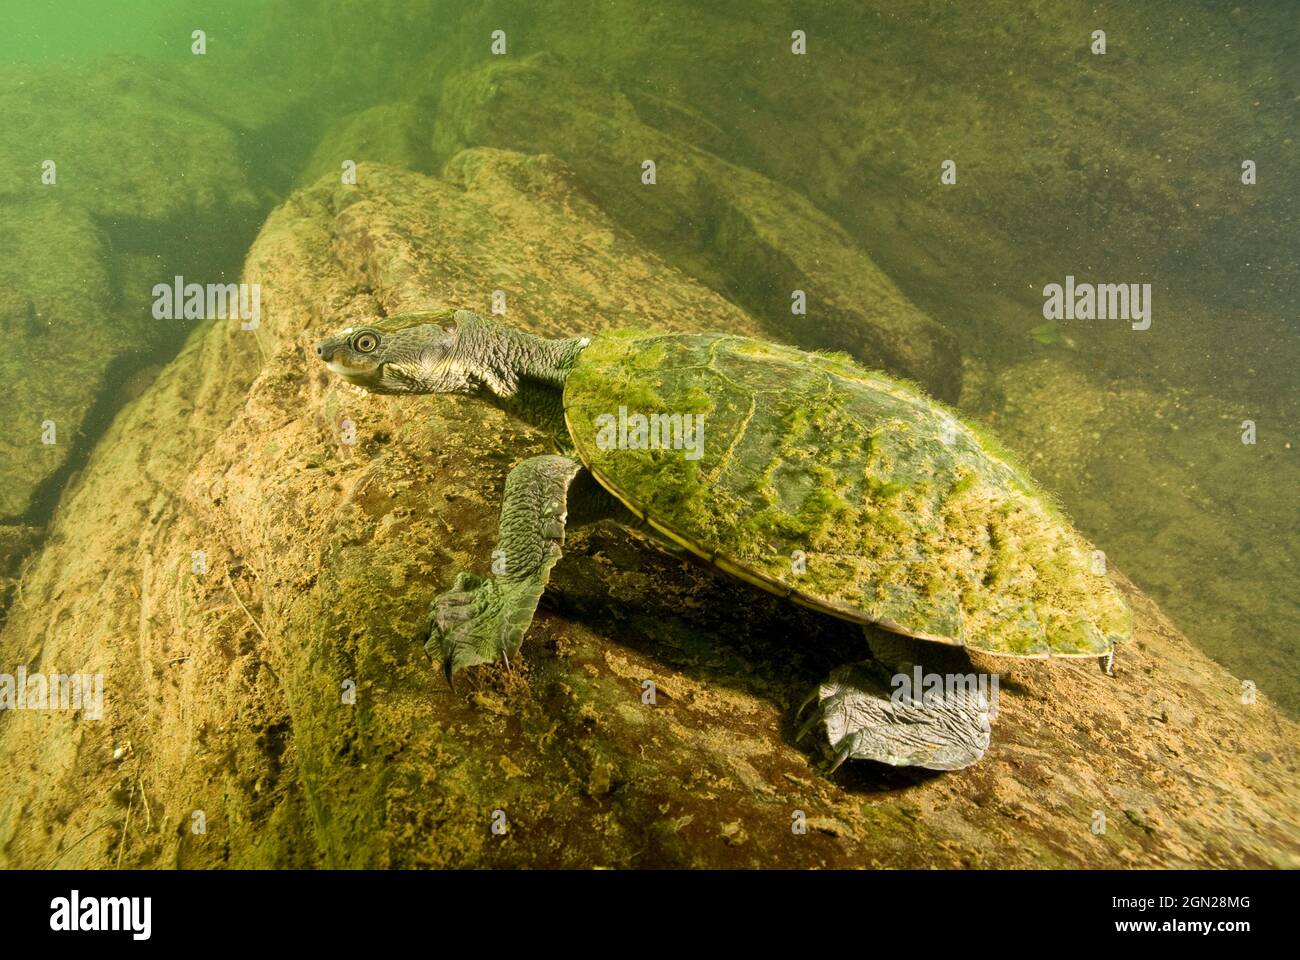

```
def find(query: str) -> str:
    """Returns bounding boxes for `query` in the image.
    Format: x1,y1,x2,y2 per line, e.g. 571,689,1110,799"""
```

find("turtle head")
314,310,472,395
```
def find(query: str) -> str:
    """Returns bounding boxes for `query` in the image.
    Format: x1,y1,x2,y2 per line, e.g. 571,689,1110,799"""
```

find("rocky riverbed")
0,0,1295,868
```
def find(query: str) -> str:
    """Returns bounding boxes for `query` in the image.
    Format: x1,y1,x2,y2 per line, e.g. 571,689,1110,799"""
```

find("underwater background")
0,1,1295,867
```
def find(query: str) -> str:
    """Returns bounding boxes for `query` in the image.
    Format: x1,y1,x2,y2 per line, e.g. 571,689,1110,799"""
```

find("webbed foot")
424,571,539,682
797,661,991,771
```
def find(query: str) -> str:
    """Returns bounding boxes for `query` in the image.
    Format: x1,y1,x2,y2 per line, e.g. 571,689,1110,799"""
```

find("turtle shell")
563,331,1130,658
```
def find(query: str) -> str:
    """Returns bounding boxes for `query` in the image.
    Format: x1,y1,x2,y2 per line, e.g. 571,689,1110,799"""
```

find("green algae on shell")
564,331,1131,658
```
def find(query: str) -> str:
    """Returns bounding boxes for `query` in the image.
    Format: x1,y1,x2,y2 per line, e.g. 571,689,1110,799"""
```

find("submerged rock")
0,60,263,225
0,202,122,520
0,59,289,533
299,102,437,188
991,356,1300,714
0,524,39,623
433,55,962,400
0,156,1294,868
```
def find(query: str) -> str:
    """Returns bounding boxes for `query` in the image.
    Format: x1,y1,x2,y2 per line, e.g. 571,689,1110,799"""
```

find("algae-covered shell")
563,331,1130,658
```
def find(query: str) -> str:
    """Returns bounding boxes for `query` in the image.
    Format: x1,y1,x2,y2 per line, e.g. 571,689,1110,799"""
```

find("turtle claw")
798,661,991,771
795,703,824,743
827,741,854,774
423,571,527,681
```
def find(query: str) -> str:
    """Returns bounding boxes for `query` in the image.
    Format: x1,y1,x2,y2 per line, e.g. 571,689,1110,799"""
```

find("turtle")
314,309,1130,770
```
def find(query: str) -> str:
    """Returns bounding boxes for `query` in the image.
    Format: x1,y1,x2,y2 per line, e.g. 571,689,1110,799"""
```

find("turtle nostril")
314,342,325,358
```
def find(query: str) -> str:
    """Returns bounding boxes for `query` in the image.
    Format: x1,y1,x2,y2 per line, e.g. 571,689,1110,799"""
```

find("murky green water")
1,0,1296,716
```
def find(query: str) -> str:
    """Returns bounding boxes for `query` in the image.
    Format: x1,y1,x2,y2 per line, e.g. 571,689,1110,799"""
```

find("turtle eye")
353,332,379,354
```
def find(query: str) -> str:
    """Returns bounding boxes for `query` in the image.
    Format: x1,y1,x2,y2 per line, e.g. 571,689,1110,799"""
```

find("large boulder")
987,355,1300,713
0,60,263,225
0,58,285,568
0,155,1294,868
298,102,437,189
433,55,962,400
0,203,119,520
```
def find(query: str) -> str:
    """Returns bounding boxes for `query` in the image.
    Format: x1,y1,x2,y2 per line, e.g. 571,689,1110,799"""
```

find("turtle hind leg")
797,640,992,772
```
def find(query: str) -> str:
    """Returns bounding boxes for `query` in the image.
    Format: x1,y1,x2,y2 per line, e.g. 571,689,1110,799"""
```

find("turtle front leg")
797,633,992,771
427,454,593,681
